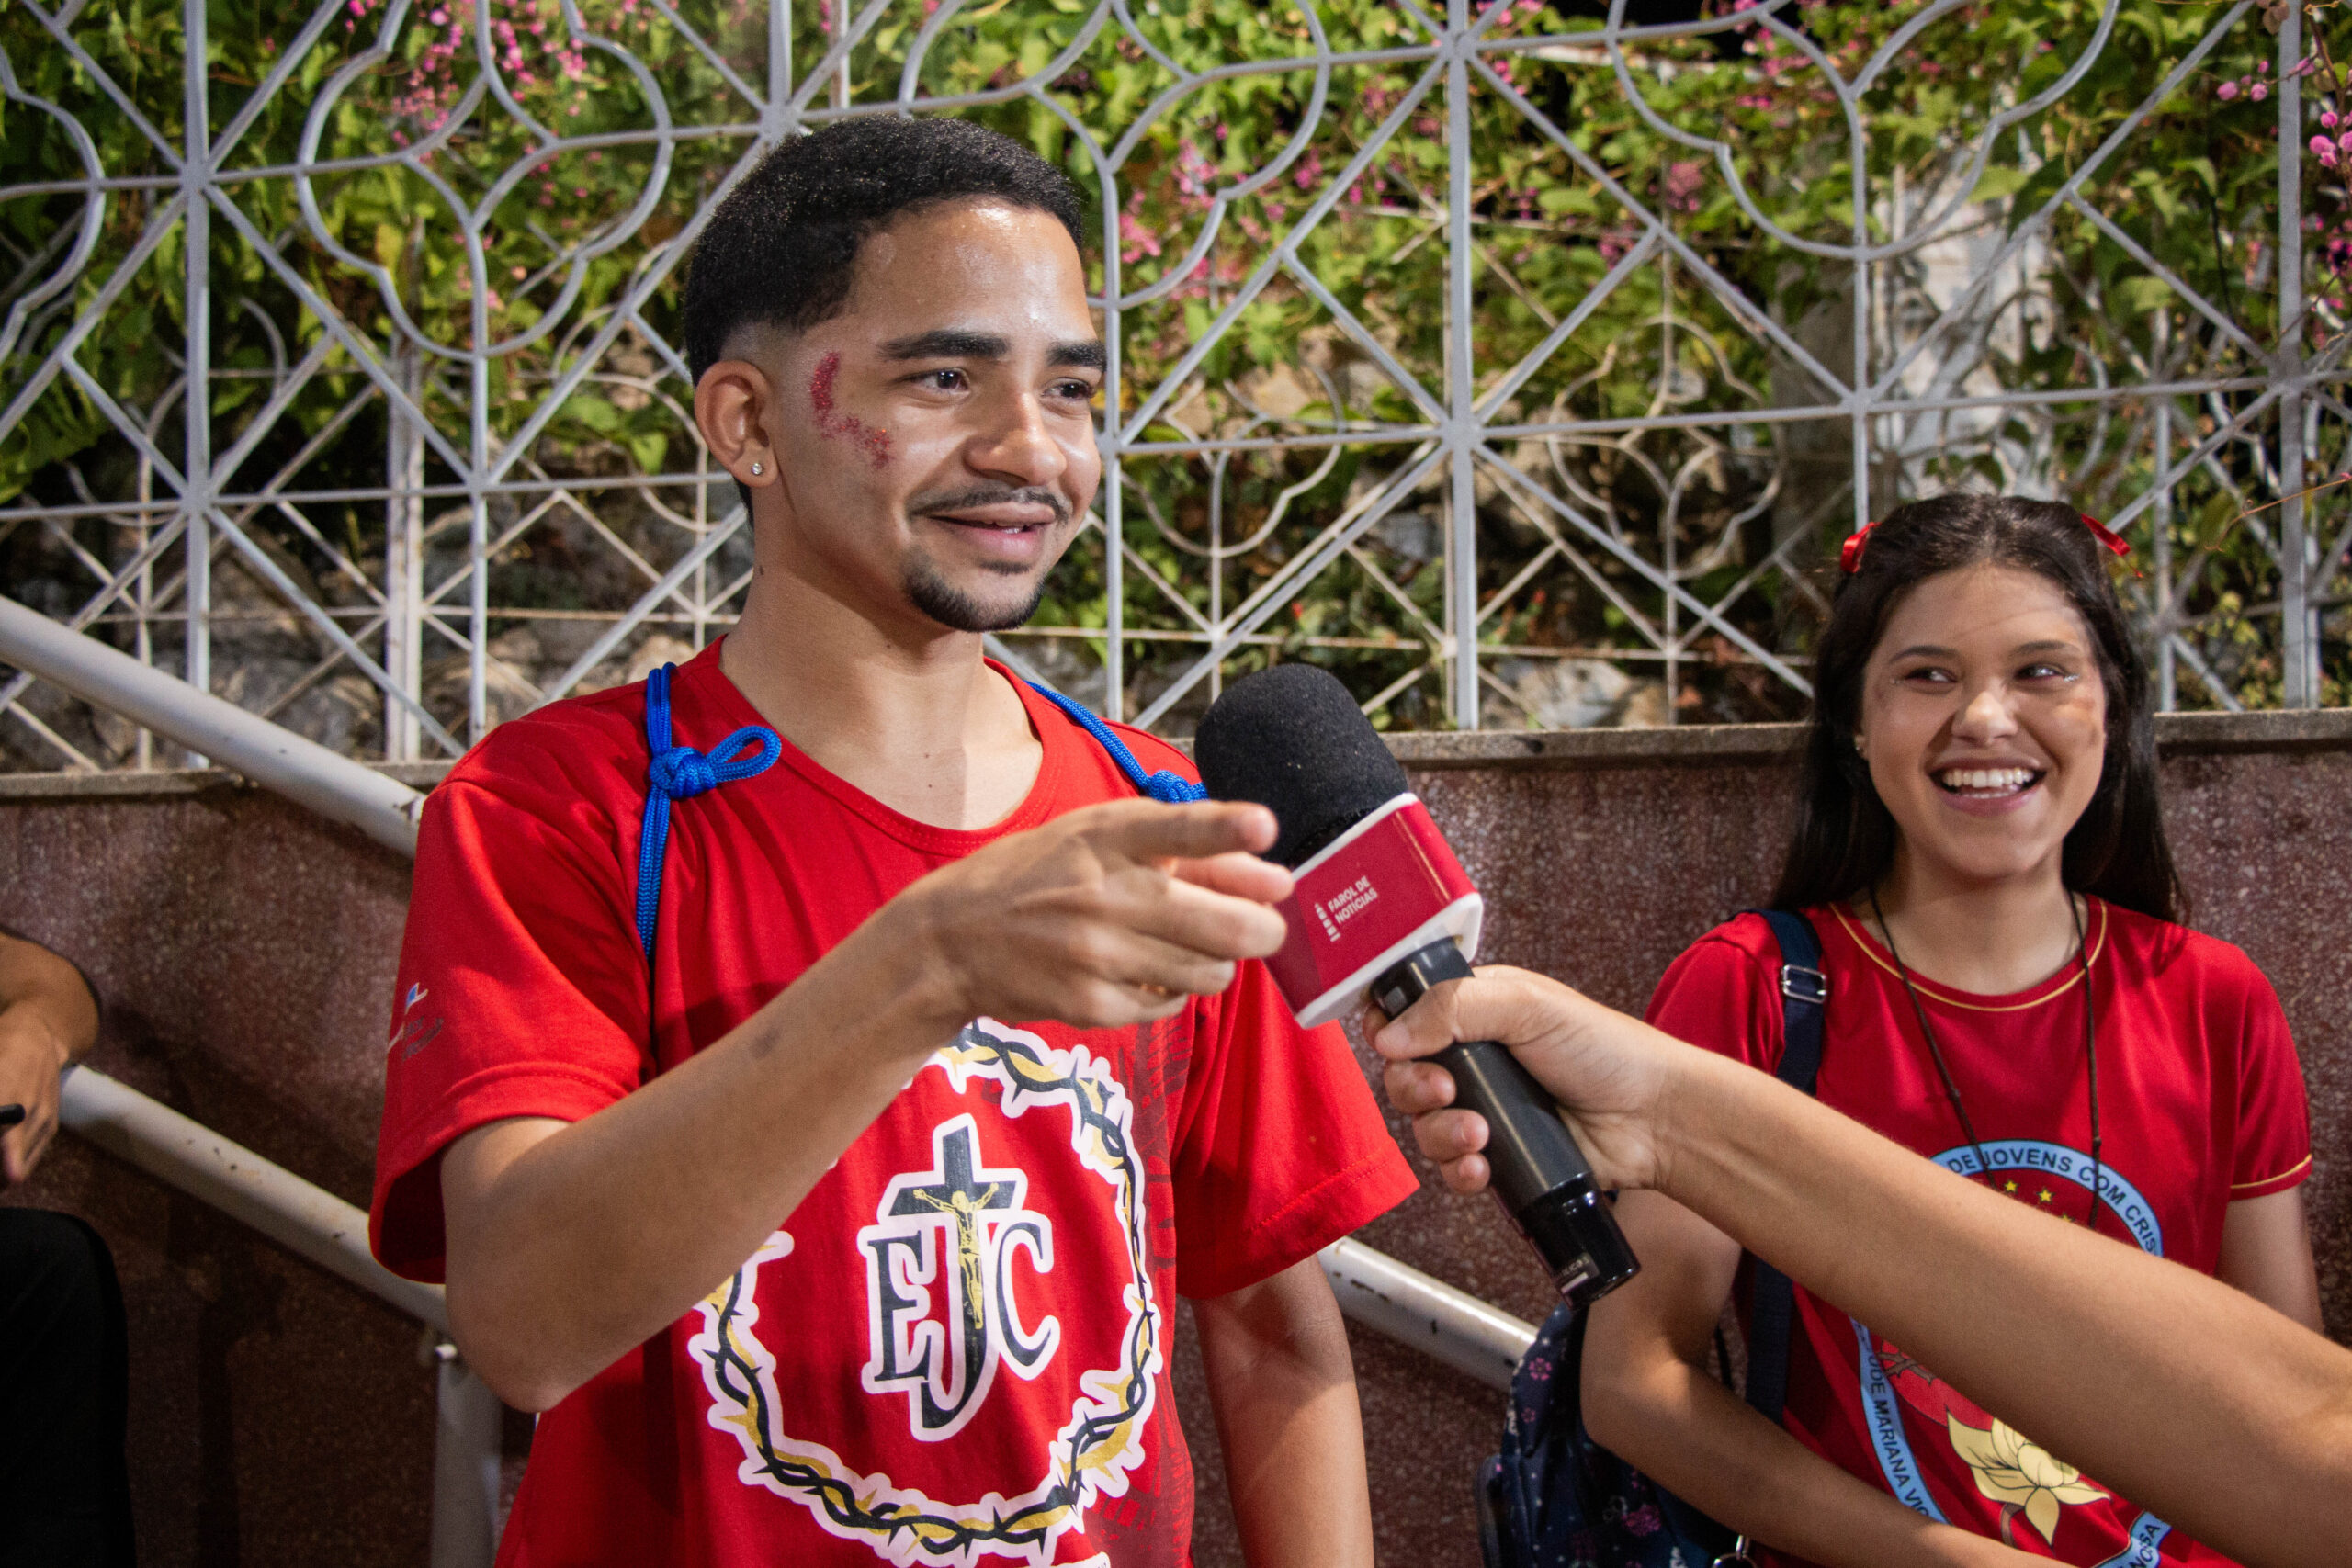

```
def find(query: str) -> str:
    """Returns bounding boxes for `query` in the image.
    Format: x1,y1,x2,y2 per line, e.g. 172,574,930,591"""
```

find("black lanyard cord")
1867,886,2105,1235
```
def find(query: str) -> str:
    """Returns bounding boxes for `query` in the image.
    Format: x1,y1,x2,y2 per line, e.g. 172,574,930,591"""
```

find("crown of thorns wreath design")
693,1022,1159,1562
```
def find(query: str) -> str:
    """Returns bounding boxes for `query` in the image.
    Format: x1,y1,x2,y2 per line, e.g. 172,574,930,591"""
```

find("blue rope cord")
1019,680,1206,804
630,667,1200,964
634,662,782,959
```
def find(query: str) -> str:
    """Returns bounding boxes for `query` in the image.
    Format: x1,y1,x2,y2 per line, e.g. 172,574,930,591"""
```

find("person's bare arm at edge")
442,798,1291,1413
2218,1188,2324,1333
1584,1192,2036,1567
0,931,101,1185
1374,966,2352,1568
1196,1257,1374,1568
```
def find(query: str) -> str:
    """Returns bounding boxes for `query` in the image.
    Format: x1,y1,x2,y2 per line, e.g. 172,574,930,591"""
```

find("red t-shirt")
1647,900,2310,1568
369,647,1418,1567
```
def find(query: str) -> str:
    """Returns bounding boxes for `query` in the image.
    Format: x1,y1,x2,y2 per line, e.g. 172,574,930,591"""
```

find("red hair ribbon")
2078,512,2132,559
1843,512,2130,575
1839,521,1877,573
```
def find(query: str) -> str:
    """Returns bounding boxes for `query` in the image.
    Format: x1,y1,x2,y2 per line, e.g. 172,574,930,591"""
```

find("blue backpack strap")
633,662,782,960
1740,908,1827,1429
1020,679,1206,803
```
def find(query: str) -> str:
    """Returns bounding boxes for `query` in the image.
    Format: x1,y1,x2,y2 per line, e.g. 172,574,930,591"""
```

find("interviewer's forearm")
1656,1044,2352,1568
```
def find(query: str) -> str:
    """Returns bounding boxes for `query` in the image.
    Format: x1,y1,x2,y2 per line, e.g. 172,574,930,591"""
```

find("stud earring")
750,461,763,476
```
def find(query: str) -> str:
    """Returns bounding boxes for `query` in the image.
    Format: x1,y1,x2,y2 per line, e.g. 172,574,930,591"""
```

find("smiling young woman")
1576,496,2321,1568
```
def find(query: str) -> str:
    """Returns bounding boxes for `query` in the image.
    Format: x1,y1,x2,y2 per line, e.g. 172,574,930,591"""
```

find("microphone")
1194,664,1637,1309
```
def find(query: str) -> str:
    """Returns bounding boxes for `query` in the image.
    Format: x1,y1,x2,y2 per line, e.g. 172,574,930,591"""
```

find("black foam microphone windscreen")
1193,663,1408,868
1194,664,1638,1308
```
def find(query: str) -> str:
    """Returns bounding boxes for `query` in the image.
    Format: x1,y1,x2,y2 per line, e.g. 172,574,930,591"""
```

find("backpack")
1476,909,1827,1568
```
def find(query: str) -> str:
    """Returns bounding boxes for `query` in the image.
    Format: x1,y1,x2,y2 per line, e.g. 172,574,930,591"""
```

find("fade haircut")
683,118,1088,382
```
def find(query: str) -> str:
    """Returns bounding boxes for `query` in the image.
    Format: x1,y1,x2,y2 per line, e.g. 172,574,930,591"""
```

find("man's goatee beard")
904,560,1049,634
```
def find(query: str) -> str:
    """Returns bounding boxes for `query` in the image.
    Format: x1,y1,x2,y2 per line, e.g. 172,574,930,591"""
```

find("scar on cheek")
808,352,893,468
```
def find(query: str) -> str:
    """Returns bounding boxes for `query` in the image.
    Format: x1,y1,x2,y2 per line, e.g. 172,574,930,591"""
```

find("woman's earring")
750,461,763,476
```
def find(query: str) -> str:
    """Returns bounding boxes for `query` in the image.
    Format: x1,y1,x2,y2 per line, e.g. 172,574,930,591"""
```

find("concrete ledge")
4,708,2346,798
0,768,245,799
1387,721,1804,770
0,761,455,800
1392,705,2352,770
2148,707,2352,754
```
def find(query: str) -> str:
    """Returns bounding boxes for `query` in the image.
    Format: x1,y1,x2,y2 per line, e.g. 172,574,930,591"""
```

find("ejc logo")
859,1113,1060,1439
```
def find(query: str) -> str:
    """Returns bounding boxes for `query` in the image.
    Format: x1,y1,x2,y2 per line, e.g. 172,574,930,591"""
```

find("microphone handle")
1372,941,1639,1309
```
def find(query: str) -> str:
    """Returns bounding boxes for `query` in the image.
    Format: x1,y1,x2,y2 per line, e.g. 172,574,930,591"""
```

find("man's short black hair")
683,118,1088,381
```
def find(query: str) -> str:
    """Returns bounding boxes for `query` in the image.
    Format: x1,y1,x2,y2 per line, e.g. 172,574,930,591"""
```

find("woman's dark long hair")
1769,494,2185,923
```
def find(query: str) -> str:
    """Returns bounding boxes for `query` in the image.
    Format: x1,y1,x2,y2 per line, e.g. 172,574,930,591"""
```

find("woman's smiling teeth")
1935,766,2041,797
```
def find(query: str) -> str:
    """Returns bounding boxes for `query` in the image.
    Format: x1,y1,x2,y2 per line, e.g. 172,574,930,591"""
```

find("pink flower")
2250,82,2268,101
2325,112,2341,129
1662,160,1704,212
2218,81,2240,99
1118,211,1162,263
2319,142,2341,168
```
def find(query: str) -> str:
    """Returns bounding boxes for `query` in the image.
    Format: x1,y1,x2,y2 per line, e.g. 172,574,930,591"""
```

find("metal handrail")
59,1066,446,1329
58,1066,503,1567
57,1072,1545,1395
18,608,1539,1557
1319,1238,1535,1390
0,595,423,855
12,607,1539,1376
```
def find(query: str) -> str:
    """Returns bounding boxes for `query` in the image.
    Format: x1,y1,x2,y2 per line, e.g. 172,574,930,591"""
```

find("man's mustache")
908,486,1072,527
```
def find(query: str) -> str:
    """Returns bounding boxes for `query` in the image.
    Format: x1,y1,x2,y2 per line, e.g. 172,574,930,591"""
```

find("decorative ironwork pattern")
1,0,2345,773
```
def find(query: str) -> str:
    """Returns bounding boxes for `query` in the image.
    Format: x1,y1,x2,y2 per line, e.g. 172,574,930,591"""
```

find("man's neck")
720,570,1044,831
1863,852,2084,997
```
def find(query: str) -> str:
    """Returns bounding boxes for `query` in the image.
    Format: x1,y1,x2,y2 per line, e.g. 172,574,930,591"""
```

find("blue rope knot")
649,727,777,801
648,744,718,799
635,665,781,959
1139,768,1206,805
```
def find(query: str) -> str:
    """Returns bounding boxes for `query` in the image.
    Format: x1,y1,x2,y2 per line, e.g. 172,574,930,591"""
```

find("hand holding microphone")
1370,965,1679,1201
1194,665,1638,1308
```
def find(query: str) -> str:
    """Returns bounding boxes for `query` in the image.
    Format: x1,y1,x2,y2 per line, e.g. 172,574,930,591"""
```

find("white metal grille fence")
1,0,2346,772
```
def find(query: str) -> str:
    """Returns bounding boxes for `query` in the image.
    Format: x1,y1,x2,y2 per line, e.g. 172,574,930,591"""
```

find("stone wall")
3,708,2346,1566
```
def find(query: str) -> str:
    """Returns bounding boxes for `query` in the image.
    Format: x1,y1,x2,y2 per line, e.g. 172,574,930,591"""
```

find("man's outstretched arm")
1374,966,2352,1568
441,799,1293,1412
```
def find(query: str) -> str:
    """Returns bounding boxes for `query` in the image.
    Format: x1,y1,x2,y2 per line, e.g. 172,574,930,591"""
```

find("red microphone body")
1195,666,1638,1309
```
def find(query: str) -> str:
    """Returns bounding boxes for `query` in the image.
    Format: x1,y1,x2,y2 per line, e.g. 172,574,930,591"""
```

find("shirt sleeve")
2226,958,2312,1199
1644,920,1784,1076
1169,956,1418,1299
368,770,653,1281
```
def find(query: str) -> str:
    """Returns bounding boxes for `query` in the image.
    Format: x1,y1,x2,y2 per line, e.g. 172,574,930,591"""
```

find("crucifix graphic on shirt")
858,1112,1061,1440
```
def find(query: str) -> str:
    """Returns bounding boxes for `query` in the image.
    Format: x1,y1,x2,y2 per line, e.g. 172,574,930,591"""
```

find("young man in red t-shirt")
368,118,1418,1567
